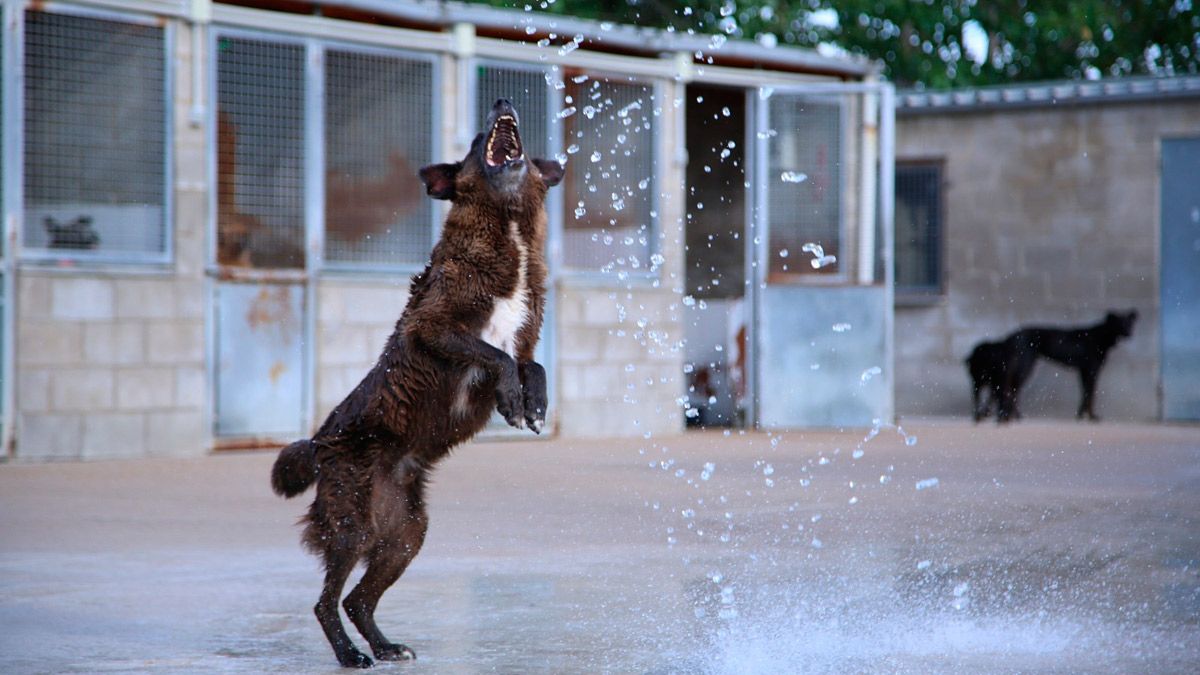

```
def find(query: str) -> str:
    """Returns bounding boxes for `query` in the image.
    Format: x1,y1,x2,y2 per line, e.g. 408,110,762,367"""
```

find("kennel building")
891,77,1200,422
1,0,894,460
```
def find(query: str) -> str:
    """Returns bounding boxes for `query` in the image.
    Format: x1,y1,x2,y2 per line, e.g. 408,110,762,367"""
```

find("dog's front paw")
374,643,416,661
520,361,548,434
495,370,526,430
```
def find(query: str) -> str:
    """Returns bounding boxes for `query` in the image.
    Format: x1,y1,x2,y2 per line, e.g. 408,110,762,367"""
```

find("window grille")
23,10,167,261
475,62,550,161
324,49,435,268
561,76,655,272
895,162,943,294
215,35,305,269
766,96,841,279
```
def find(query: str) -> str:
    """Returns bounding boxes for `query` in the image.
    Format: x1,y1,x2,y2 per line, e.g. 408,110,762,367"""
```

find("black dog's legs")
519,361,548,433
1077,366,1100,421
344,506,428,661
316,546,373,668
972,376,996,422
999,351,1037,423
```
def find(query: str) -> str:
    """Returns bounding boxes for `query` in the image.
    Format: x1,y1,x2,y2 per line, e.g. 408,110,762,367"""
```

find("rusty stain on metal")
245,286,297,332
212,438,289,452
268,360,287,385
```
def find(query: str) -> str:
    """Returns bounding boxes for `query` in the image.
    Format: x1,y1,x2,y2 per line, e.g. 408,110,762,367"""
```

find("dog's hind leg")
315,544,373,668
999,350,1035,423
344,502,429,661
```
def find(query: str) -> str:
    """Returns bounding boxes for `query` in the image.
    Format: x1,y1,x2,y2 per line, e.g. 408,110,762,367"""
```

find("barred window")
324,49,435,268
215,36,306,269
561,75,656,273
766,96,842,280
895,162,943,295
23,10,167,262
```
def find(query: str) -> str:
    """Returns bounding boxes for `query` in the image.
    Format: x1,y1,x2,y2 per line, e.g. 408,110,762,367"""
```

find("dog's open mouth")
485,114,522,168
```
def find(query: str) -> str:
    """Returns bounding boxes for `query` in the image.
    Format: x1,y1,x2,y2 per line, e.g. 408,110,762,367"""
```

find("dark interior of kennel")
684,84,747,428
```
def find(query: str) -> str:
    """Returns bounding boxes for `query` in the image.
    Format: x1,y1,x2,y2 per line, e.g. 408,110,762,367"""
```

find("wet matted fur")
270,99,563,668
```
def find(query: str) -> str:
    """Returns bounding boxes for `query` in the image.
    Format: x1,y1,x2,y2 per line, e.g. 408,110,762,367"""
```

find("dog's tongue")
487,116,522,167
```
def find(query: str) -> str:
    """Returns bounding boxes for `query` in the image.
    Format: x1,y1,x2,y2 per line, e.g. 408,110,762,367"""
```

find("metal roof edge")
308,0,873,78
898,75,1200,114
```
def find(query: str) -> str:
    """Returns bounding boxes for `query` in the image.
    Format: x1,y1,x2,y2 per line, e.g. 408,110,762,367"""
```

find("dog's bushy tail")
271,439,317,498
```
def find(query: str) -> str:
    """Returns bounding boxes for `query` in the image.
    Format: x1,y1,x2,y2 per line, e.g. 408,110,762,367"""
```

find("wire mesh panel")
765,95,842,279
324,49,434,268
895,162,942,294
475,62,550,160
216,35,305,269
23,10,167,260
561,75,656,272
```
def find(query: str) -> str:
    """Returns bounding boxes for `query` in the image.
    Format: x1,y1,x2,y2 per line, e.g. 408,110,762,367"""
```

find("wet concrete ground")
1,420,1198,674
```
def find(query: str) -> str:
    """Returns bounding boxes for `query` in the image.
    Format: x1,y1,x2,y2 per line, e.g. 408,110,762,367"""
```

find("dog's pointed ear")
419,162,461,200
532,158,565,188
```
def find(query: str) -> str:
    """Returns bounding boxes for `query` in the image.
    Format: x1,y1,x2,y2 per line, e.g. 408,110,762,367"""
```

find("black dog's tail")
271,439,317,498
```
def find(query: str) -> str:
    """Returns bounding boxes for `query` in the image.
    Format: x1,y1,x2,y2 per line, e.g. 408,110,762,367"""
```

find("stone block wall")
556,283,684,438
894,99,1200,421
314,279,410,422
16,275,205,460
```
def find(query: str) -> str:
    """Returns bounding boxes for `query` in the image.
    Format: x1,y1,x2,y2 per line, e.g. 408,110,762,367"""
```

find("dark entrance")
683,84,748,427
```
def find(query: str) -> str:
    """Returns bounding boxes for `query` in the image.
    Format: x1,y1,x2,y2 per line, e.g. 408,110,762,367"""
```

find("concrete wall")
14,23,208,460
314,279,407,422
894,98,1200,421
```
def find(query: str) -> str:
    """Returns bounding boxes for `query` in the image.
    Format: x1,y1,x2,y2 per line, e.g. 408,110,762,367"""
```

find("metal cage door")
748,83,895,429
210,32,311,441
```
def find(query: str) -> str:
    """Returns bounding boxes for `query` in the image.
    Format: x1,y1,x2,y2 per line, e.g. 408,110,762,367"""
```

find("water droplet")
557,106,577,119
833,323,852,333
590,151,602,163
915,477,940,491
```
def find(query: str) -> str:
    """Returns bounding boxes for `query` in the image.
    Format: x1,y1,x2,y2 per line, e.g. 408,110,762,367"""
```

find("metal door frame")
745,80,895,428
1159,135,1200,421
0,0,18,456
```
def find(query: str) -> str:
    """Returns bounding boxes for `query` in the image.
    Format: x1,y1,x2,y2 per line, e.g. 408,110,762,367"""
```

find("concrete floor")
1,420,1198,674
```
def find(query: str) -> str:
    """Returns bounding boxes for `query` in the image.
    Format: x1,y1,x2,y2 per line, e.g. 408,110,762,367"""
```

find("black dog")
968,310,1138,422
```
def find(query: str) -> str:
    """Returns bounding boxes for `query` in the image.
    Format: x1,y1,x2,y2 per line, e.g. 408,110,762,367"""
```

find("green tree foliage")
475,1,1200,88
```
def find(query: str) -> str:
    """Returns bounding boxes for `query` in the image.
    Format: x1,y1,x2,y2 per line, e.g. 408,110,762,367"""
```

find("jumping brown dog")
271,99,563,668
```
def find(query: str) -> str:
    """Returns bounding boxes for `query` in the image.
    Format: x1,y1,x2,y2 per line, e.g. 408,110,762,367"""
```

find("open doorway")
683,84,747,428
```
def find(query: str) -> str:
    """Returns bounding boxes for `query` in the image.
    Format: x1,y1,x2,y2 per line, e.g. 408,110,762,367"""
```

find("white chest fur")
480,221,530,358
